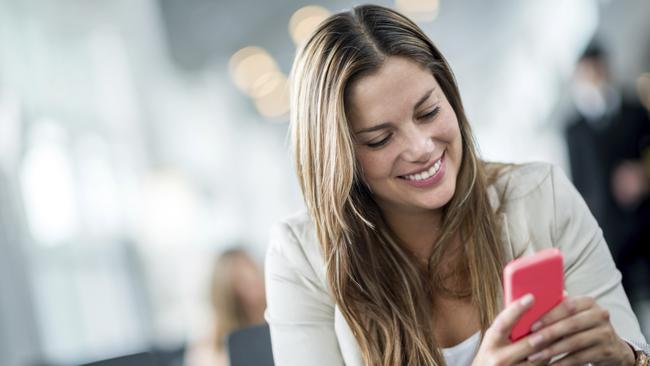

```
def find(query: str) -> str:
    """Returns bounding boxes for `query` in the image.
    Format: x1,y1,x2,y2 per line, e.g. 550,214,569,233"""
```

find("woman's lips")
398,151,446,188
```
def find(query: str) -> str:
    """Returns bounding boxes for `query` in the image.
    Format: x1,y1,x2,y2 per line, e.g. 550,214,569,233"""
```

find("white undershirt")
442,331,481,366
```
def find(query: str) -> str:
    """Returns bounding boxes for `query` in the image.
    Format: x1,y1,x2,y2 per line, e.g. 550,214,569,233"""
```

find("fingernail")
528,333,544,347
528,350,547,362
520,294,534,306
531,320,543,332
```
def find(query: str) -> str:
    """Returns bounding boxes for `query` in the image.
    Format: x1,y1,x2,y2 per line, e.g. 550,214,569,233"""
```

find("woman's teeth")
403,159,442,181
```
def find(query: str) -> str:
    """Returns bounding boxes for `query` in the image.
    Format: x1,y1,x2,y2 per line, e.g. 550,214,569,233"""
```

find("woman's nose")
401,126,434,163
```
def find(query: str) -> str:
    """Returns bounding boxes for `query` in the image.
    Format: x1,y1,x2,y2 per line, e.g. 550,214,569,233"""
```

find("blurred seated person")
565,41,650,299
184,248,266,366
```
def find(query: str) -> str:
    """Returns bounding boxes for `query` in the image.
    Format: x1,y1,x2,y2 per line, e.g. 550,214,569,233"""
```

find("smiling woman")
265,4,650,366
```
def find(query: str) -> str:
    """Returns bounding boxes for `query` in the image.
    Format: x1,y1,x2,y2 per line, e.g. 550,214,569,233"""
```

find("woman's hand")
524,296,635,366
471,294,550,366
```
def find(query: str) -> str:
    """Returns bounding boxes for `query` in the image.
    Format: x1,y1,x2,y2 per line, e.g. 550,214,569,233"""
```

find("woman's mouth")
398,151,446,187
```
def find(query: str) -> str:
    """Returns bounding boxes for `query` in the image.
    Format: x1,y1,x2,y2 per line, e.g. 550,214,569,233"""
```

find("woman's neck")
381,206,443,261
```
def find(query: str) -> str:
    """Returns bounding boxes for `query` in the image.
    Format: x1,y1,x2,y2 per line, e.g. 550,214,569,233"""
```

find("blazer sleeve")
264,222,346,365
550,165,650,353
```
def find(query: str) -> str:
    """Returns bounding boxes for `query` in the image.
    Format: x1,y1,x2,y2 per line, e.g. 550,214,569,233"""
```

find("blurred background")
0,0,649,365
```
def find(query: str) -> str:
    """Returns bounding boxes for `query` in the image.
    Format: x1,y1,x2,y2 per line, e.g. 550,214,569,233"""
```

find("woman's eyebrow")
413,87,435,111
354,121,394,135
354,87,437,135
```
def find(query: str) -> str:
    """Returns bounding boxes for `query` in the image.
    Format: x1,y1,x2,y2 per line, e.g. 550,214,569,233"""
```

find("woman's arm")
551,164,649,350
265,222,345,365
520,165,649,364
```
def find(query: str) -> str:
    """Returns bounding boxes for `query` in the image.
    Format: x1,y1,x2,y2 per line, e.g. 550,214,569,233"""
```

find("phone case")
503,248,564,341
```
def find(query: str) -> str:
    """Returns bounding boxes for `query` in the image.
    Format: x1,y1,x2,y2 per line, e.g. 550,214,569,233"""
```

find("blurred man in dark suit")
566,41,650,300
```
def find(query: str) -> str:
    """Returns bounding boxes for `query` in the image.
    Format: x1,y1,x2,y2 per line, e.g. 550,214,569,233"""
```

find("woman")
265,4,650,366
185,248,266,366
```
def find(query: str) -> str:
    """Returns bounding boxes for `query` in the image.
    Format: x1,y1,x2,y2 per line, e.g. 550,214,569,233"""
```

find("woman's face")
347,56,463,216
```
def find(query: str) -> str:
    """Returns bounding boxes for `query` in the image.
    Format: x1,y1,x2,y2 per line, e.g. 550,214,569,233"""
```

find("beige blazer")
265,163,649,365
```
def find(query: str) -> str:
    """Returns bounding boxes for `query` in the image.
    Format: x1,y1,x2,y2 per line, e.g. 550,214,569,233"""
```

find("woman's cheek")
433,116,459,140
357,149,396,180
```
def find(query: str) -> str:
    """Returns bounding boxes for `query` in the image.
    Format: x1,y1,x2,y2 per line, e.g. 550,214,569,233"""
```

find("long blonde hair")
290,5,505,365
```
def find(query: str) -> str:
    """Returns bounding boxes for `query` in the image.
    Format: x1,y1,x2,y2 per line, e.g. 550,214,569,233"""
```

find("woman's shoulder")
485,161,562,203
270,210,317,253
267,210,329,288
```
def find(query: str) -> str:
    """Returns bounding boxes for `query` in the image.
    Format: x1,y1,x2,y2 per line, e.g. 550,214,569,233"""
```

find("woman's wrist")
632,348,650,366
621,339,642,366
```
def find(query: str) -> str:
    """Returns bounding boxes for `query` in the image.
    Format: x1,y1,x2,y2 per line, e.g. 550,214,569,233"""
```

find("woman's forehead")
347,57,440,129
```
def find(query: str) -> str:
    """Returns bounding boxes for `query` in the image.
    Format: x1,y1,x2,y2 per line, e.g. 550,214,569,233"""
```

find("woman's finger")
530,296,595,332
514,362,547,366
486,294,535,341
527,324,603,362
528,304,606,351
473,294,545,365
548,344,601,366
492,331,552,364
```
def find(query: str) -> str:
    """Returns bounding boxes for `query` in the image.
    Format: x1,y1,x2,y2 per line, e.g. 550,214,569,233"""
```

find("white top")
442,331,480,366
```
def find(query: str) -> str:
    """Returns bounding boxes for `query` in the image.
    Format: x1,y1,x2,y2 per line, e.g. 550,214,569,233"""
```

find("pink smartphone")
503,248,564,341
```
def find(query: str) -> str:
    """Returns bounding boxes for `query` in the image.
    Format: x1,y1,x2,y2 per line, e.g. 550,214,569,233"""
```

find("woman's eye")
367,134,392,148
420,106,440,120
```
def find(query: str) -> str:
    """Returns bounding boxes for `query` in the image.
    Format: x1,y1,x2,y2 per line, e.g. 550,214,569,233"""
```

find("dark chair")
35,345,186,366
226,323,274,366
153,346,185,366
79,352,157,366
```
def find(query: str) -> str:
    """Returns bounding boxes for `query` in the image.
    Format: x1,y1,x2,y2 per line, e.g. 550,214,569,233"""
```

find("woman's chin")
419,185,455,210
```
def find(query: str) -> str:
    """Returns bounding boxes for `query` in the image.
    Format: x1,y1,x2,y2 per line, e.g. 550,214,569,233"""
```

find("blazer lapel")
487,184,515,262
500,213,515,263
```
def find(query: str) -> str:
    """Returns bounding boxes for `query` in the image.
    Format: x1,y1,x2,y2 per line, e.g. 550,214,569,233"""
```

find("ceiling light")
395,0,440,22
253,74,290,120
289,5,331,45
229,46,279,96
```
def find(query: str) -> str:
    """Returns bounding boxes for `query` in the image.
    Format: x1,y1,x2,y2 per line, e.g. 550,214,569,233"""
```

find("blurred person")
265,5,650,366
185,248,266,366
565,41,650,300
